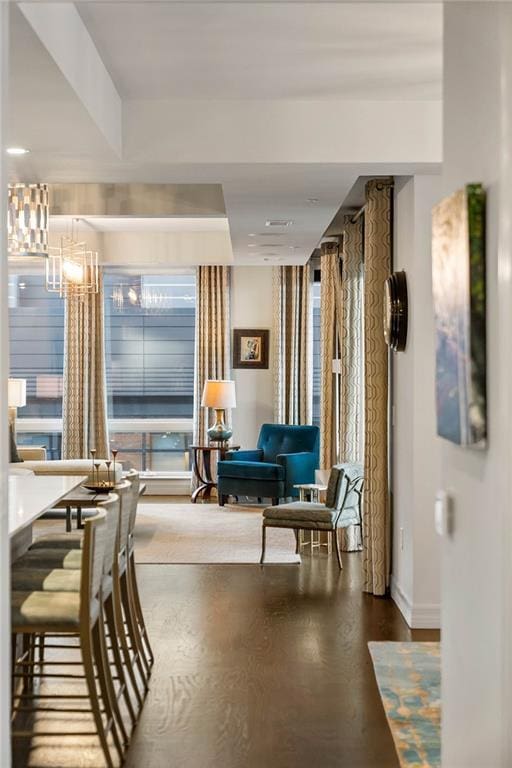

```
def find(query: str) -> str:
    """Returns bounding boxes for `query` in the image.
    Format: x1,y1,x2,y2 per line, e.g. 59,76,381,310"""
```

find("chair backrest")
125,469,141,537
80,510,107,611
257,424,319,464
325,466,343,509
97,493,121,579
335,462,364,516
114,479,134,556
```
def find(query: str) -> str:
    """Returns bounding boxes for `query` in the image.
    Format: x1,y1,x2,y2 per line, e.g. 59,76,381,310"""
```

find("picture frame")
432,183,487,448
233,328,269,369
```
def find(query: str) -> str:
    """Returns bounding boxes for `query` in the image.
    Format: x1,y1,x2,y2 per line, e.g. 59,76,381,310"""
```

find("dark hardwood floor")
124,554,438,768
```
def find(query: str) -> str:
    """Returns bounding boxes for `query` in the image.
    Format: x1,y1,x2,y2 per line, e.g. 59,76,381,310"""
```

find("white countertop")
9,474,85,538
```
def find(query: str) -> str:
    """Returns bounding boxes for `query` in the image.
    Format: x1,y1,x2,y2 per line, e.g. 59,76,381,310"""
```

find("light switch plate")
435,490,454,536
435,491,447,536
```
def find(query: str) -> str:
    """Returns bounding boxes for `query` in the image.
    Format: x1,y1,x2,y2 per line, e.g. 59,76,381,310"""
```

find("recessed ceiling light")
307,198,319,204
248,233,257,237
265,220,293,227
247,243,258,247
6,147,29,156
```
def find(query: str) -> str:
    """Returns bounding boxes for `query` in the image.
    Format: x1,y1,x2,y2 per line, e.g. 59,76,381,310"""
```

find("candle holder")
83,448,116,493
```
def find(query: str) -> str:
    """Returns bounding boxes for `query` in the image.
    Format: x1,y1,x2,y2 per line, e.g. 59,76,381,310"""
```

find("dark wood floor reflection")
123,555,438,768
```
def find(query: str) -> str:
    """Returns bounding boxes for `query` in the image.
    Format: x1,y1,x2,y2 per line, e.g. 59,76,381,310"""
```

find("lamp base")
207,408,233,444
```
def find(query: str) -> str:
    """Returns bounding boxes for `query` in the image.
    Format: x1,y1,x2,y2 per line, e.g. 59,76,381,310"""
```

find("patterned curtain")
319,242,343,467
193,265,231,446
338,216,365,552
362,178,393,596
273,264,312,424
62,269,109,459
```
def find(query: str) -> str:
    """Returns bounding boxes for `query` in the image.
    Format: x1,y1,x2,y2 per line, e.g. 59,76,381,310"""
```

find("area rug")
368,642,441,768
132,502,300,564
33,502,300,565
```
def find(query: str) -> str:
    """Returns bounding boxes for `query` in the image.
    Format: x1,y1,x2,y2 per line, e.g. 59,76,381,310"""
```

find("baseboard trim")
390,576,440,630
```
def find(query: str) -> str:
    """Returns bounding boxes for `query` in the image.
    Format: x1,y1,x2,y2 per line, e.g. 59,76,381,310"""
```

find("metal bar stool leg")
260,525,267,564
334,528,343,570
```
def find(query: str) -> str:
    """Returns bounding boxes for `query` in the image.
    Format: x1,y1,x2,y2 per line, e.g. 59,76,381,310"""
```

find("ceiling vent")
265,219,293,227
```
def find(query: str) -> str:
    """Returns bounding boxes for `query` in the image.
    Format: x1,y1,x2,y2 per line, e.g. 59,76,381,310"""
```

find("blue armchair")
217,423,320,505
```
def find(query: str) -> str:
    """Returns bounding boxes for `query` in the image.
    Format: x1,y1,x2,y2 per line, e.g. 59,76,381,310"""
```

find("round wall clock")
383,270,408,352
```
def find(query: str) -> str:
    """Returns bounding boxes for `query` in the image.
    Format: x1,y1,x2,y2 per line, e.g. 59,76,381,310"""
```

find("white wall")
0,6,11,766
441,4,512,766
392,175,441,629
230,266,274,448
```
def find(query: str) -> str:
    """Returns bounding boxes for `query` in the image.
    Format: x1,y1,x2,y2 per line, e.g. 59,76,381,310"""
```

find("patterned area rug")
368,642,441,768
33,502,300,565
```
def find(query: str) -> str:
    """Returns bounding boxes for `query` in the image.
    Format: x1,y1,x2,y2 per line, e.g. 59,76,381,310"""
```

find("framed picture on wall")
432,183,487,448
233,329,269,369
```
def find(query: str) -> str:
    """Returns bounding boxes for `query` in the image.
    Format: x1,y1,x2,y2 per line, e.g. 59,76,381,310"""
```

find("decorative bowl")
82,483,116,493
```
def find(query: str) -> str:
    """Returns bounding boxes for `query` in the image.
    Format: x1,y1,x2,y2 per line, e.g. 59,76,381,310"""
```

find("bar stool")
27,470,154,677
12,481,145,730
11,510,123,768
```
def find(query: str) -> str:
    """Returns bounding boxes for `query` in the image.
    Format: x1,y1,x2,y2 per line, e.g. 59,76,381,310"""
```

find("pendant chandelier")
7,183,49,259
45,218,99,297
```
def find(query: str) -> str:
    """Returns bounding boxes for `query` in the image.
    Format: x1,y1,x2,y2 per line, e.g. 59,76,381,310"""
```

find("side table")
293,482,328,553
191,444,240,503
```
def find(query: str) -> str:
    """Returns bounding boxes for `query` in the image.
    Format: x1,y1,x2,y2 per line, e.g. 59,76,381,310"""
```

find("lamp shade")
8,378,27,408
201,380,236,409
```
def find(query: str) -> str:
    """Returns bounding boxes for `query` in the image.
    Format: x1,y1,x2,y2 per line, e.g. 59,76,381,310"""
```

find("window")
104,272,195,419
9,269,196,475
104,271,196,472
8,273,64,418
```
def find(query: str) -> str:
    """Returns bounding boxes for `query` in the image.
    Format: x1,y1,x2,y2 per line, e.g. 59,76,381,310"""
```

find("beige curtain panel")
193,265,231,447
62,269,109,459
273,264,312,425
319,242,343,468
362,178,393,596
338,216,365,552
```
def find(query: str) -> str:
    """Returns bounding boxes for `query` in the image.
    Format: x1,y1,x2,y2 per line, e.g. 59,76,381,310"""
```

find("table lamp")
8,378,27,435
201,379,236,444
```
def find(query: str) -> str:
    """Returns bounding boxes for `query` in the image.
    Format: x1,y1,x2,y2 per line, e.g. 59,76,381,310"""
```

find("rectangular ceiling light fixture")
265,220,293,227
7,183,49,259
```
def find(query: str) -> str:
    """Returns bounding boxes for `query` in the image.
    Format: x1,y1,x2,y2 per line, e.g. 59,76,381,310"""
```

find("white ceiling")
77,2,442,101
7,2,443,267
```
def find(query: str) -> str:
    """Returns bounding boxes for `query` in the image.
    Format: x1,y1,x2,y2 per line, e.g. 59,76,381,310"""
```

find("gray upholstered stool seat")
11,568,82,592
11,568,113,599
264,503,361,530
264,502,337,526
260,462,364,570
11,590,99,629
13,548,83,570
